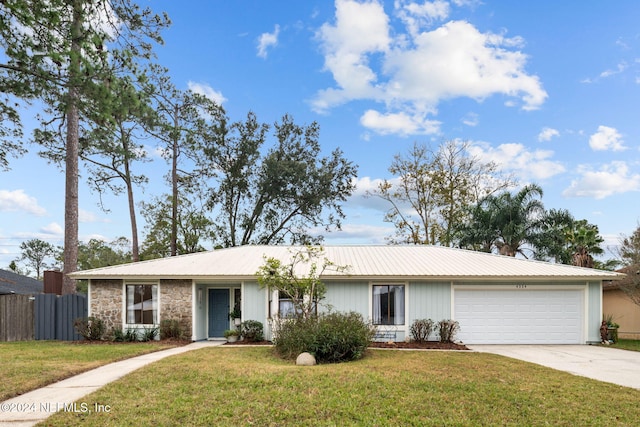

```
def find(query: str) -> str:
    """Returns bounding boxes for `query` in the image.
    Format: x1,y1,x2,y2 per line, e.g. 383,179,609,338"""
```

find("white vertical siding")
323,281,370,316
587,281,602,343
193,283,207,340
242,281,267,328
408,281,452,324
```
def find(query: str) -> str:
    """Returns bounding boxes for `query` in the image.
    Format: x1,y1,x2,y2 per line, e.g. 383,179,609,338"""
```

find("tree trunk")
123,150,140,262
498,243,516,257
572,247,593,268
62,0,82,295
171,106,179,256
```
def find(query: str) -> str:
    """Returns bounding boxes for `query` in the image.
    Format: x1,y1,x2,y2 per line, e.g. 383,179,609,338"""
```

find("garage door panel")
454,289,583,344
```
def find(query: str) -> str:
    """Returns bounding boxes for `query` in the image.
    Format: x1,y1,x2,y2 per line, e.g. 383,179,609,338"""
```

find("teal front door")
208,289,229,338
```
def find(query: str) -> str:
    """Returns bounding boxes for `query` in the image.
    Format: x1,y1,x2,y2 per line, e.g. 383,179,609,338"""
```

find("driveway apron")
469,344,640,390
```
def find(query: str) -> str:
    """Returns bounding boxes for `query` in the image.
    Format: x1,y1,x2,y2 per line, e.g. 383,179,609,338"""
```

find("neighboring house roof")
69,245,625,281
604,265,639,290
0,269,44,295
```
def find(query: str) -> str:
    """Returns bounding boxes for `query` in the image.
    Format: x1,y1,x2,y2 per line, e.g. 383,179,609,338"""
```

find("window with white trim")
372,284,405,325
126,284,158,324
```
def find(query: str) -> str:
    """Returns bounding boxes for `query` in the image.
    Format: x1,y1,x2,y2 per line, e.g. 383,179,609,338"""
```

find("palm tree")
459,184,545,258
532,208,576,263
458,202,497,253
568,220,604,268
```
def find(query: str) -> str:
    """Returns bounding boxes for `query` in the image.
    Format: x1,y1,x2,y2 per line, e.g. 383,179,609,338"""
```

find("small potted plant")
229,308,241,326
604,314,620,343
224,329,239,343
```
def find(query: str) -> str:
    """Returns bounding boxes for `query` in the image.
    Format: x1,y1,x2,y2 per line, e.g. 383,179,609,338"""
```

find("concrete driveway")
468,345,640,390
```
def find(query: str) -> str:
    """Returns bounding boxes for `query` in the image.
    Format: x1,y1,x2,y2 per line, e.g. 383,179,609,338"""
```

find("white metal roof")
69,245,624,281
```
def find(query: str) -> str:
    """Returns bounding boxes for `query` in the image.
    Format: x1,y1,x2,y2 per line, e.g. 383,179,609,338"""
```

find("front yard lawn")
46,347,640,426
0,340,181,401
611,339,640,352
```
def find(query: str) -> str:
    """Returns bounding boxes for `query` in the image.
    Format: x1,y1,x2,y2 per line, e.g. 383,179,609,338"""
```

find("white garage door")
454,288,584,344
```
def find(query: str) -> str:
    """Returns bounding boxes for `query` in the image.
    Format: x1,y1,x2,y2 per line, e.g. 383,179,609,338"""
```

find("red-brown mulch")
70,338,192,346
223,340,468,350
223,340,273,346
368,341,469,350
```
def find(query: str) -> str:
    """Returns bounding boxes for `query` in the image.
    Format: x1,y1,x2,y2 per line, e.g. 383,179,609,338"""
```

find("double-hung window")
372,284,405,325
126,284,158,324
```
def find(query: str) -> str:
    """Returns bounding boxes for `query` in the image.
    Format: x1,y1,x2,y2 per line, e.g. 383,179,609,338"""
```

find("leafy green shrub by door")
273,311,375,363
240,320,264,342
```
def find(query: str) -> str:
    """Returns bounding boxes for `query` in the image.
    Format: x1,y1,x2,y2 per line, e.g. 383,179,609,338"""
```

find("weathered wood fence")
0,294,34,341
0,294,87,342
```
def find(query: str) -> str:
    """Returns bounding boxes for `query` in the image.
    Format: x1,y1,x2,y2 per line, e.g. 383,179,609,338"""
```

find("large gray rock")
296,352,316,366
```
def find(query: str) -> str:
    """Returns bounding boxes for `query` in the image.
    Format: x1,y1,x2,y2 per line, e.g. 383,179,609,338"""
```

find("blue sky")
2,0,640,268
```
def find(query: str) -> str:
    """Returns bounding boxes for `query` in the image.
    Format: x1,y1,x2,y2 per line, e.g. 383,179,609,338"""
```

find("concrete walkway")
469,344,640,390
0,341,223,427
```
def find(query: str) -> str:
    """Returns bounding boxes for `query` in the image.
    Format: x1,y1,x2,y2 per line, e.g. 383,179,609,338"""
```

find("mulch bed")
70,338,192,345
368,341,469,350
223,340,273,346
224,340,468,350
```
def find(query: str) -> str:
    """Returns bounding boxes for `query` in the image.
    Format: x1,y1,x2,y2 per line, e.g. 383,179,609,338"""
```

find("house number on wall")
515,284,527,289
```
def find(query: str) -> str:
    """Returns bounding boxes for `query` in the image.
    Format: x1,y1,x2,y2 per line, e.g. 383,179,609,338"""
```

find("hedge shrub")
273,311,376,363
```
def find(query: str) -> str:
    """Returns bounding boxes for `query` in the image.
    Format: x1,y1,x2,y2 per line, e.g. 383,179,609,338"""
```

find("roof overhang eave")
74,274,260,282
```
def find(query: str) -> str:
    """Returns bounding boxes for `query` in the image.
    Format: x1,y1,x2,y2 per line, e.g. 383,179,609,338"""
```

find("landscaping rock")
296,352,316,366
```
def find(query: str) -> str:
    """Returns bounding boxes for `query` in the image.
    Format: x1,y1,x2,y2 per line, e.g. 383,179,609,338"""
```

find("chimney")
43,270,63,295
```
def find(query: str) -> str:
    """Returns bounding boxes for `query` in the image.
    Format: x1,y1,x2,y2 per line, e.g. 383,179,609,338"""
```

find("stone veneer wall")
159,279,192,338
90,279,123,332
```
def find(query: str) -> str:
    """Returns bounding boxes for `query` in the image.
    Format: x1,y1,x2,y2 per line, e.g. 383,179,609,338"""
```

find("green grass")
0,340,180,401
45,347,640,426
611,339,640,352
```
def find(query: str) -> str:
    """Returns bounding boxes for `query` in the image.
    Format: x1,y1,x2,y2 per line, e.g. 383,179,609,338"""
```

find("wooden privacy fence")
0,294,34,341
0,294,87,342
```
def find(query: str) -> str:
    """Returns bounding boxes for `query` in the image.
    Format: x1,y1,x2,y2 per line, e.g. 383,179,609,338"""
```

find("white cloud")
582,62,628,84
0,190,46,216
600,61,627,78
314,0,390,110
462,112,479,126
187,81,227,105
395,0,450,36
321,223,392,244
312,1,547,136
257,24,280,59
360,109,441,135
562,161,640,199
467,142,565,181
589,125,626,151
538,127,559,142
40,222,63,236
383,21,545,109
79,209,110,223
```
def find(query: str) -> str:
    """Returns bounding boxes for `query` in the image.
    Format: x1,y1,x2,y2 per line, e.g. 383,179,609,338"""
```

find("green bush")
313,312,376,363
112,327,125,342
273,317,317,360
273,311,375,363
410,318,435,343
437,319,460,343
122,328,138,342
74,317,105,341
160,319,184,340
112,327,149,342
240,320,264,342
140,326,159,342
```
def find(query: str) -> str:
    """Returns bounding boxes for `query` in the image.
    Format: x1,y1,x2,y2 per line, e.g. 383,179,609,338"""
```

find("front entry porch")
202,286,241,340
